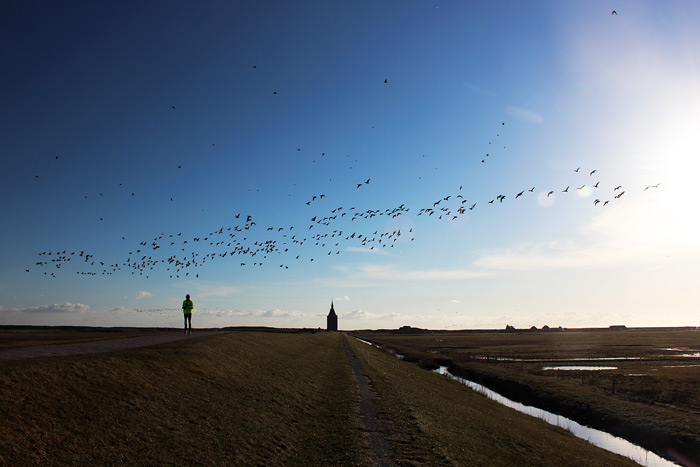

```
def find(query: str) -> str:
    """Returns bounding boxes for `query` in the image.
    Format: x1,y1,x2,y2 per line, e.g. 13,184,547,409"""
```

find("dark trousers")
184,314,192,331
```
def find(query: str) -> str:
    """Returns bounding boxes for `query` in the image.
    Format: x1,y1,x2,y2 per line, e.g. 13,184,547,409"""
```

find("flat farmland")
352,327,700,465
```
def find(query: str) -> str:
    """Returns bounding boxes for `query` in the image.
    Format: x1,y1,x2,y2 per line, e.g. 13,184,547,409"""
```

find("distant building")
327,301,338,331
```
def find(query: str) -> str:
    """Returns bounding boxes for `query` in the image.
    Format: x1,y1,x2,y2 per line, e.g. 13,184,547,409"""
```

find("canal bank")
356,337,696,466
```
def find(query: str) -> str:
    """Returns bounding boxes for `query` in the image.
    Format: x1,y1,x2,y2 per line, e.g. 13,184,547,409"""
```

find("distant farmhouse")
327,302,338,332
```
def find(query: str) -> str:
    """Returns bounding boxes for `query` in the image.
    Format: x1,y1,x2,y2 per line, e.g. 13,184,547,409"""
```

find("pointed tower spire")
327,300,338,331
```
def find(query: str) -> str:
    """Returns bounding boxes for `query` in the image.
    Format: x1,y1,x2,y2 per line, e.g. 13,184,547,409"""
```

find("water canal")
354,337,678,466
433,366,676,466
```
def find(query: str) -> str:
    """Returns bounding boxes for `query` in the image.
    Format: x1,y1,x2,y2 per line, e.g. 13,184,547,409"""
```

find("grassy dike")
0,332,366,466
346,337,637,466
1,331,637,466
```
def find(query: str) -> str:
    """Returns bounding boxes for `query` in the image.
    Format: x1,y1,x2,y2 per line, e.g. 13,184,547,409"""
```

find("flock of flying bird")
30,145,660,280
29,41,663,280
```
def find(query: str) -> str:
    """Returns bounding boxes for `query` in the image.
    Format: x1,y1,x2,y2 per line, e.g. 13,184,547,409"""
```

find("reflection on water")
354,337,404,358
433,367,677,467
476,356,641,362
543,366,618,371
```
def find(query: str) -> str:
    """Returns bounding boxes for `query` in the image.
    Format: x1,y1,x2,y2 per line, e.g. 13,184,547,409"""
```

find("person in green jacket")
182,294,194,334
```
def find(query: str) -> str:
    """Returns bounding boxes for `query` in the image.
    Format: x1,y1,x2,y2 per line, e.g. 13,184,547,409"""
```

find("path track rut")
343,335,399,467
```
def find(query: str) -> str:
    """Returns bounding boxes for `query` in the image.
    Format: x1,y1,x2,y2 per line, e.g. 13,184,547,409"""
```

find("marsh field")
0,329,641,466
351,327,700,465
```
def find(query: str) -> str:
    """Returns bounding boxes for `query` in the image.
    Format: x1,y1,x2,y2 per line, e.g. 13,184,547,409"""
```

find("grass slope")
0,332,366,466
1,331,638,466
354,329,700,463
347,337,637,466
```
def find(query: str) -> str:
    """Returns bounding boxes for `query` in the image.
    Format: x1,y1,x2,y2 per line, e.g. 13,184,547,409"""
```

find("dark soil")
343,335,398,466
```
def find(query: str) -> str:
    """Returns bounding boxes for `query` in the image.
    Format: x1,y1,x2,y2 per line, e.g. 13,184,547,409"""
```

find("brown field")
0,329,639,466
351,327,700,465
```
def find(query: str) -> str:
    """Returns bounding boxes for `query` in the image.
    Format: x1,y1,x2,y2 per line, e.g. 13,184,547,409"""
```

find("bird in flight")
611,10,618,15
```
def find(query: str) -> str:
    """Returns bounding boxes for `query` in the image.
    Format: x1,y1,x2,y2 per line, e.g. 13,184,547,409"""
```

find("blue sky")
2,1,700,330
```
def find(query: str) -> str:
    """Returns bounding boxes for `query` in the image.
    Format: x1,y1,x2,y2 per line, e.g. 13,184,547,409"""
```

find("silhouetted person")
182,294,194,334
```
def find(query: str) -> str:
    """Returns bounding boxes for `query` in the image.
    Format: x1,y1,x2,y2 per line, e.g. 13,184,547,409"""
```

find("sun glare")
638,90,700,247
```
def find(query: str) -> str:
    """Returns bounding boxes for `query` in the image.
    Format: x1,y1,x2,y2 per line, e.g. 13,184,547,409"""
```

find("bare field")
352,327,700,465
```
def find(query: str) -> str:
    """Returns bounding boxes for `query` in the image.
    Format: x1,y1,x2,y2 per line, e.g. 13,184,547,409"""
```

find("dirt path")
343,335,398,467
0,331,224,361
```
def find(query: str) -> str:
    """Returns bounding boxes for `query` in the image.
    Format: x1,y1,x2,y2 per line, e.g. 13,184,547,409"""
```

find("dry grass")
1,329,673,466
346,337,636,466
353,328,700,464
0,332,366,466
0,327,169,350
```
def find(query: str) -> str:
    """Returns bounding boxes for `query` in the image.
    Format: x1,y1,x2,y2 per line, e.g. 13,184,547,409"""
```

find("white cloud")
9,302,92,314
262,308,305,318
474,196,699,272
176,281,241,298
341,309,400,320
505,106,544,123
462,81,499,99
451,299,461,303
198,285,240,298
133,291,153,300
346,246,391,256
197,308,312,319
473,240,609,271
334,295,350,301
355,264,493,281
319,264,492,290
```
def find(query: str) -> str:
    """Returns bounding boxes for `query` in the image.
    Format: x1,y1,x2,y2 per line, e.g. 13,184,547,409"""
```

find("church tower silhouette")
327,301,338,332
